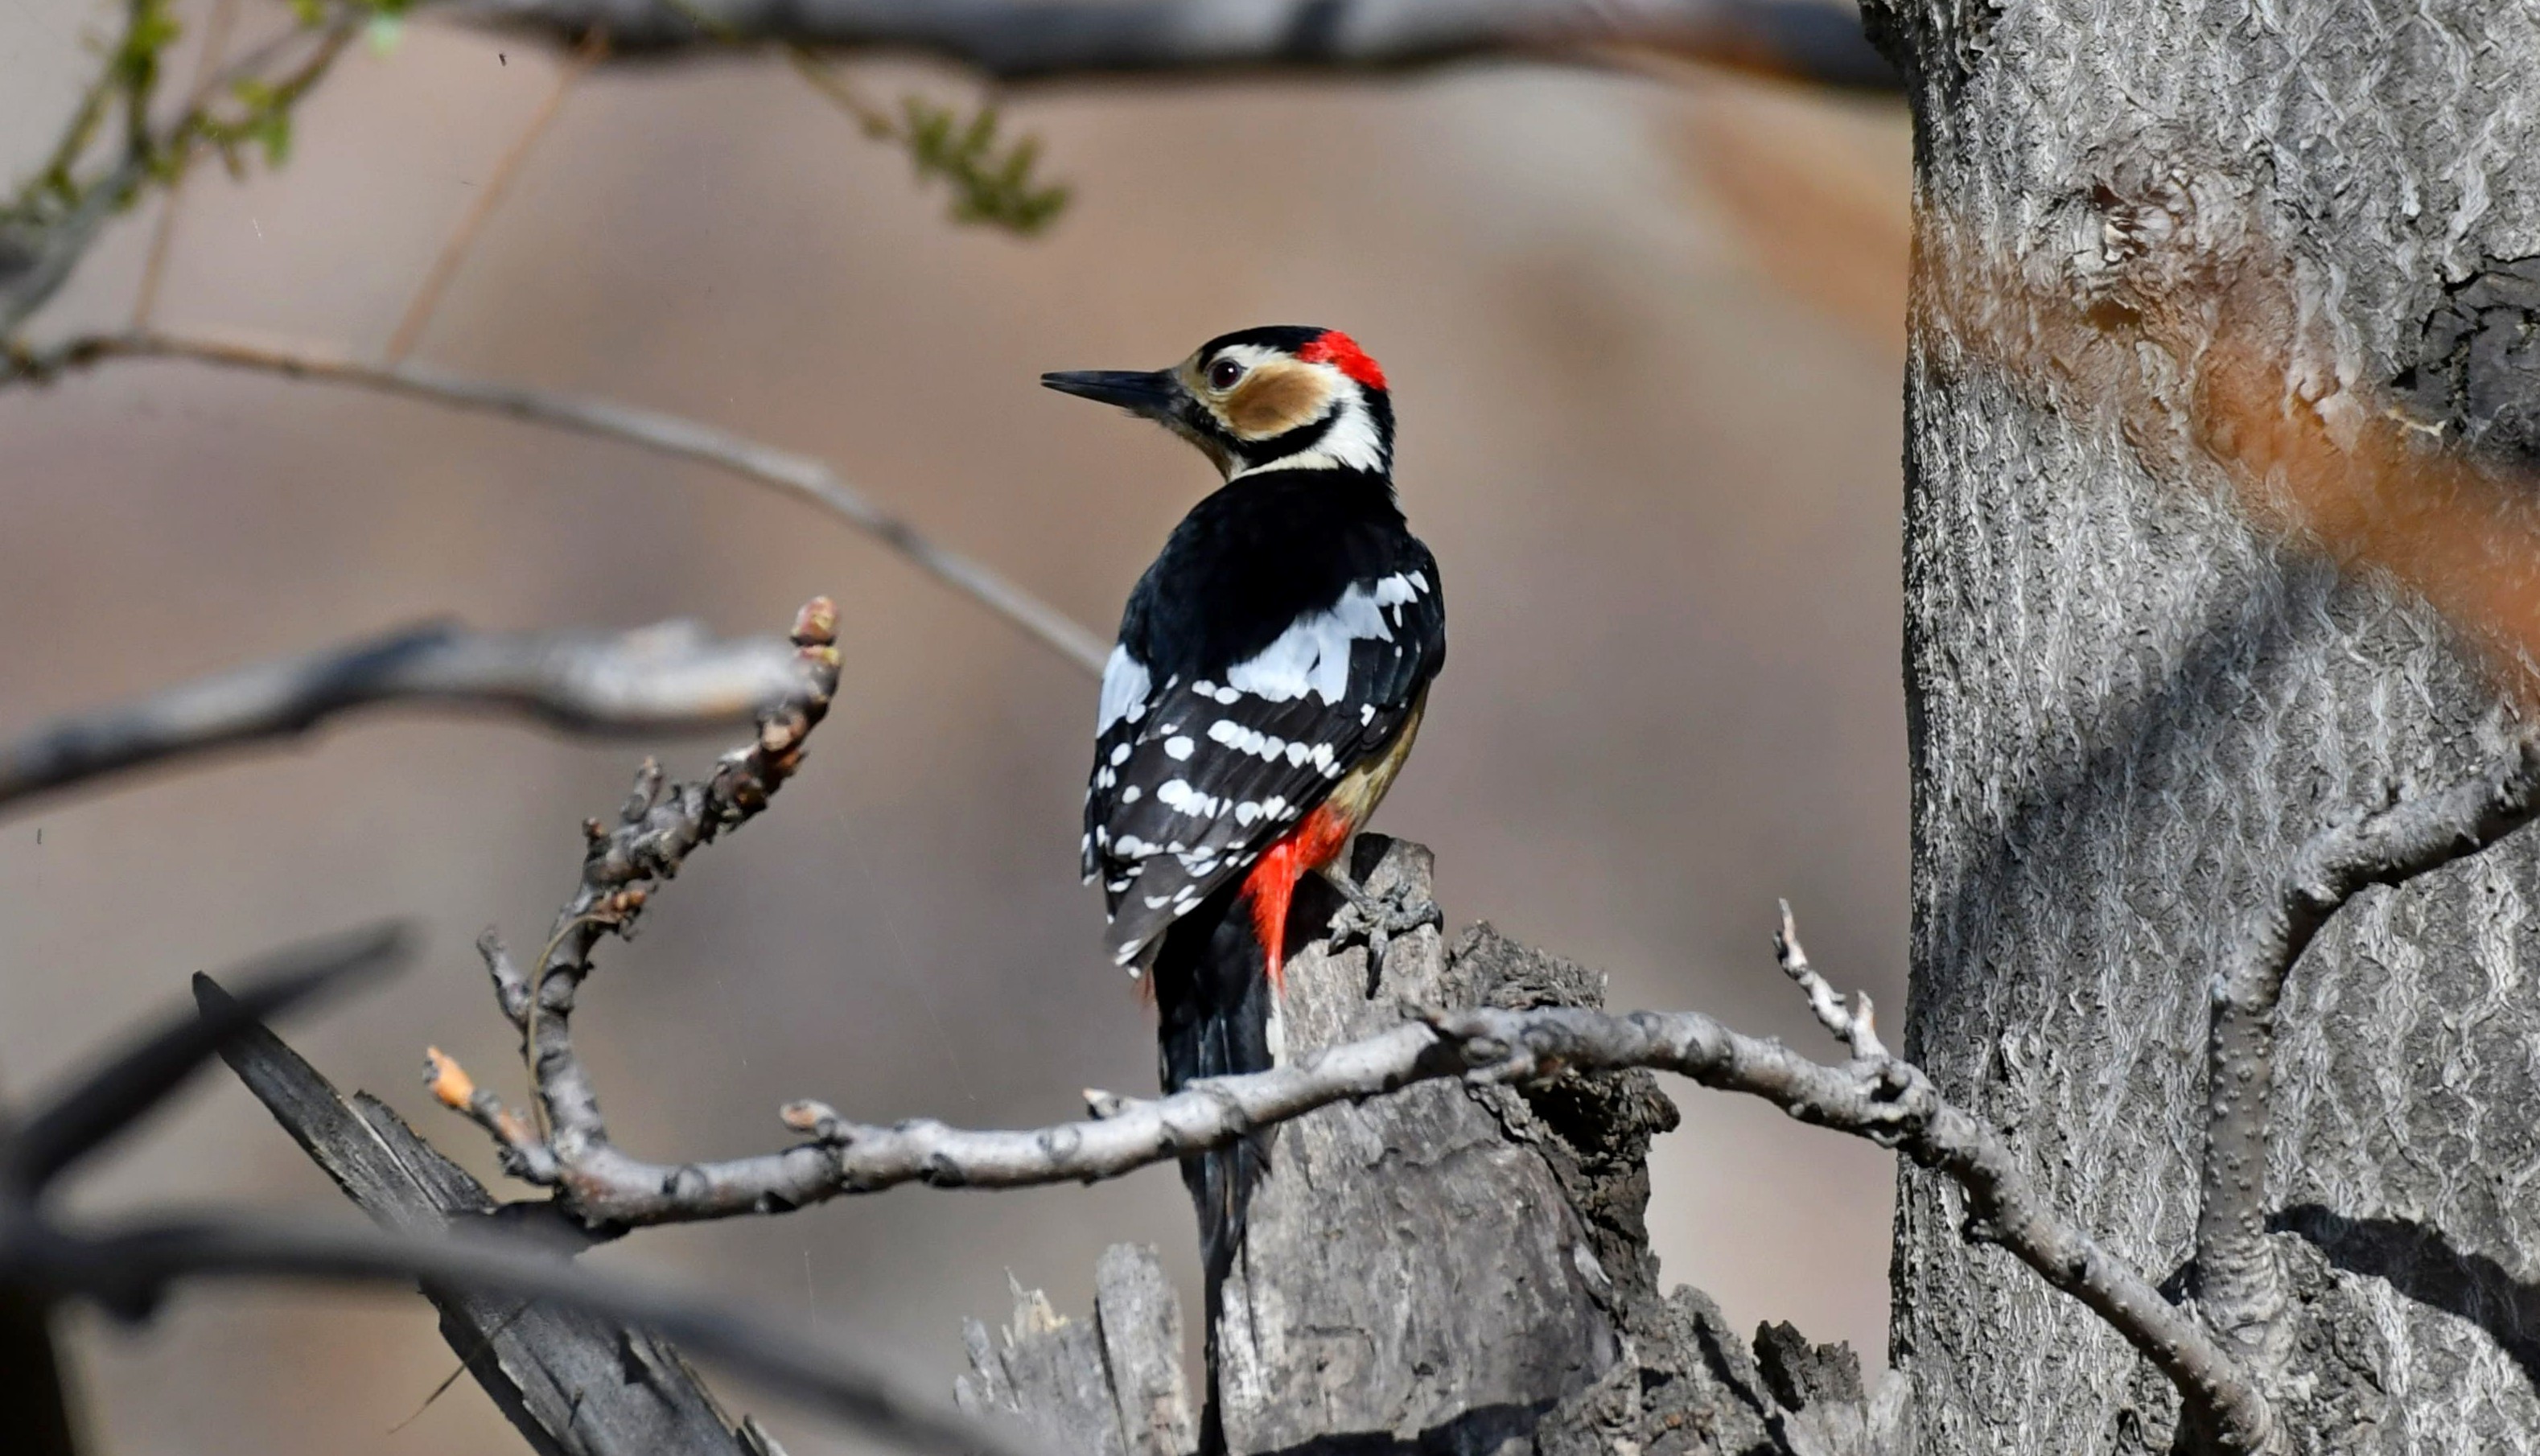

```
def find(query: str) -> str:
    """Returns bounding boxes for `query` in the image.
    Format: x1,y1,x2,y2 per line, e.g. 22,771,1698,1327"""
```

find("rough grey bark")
955,1245,1196,1456
202,981,760,1456
1866,0,2540,1450
961,837,1897,1456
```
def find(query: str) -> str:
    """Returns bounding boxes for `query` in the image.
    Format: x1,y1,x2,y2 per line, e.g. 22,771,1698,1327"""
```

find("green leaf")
257,109,292,166
879,94,1071,237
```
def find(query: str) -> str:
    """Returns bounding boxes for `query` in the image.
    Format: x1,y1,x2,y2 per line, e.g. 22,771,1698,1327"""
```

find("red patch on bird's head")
1297,331,1386,391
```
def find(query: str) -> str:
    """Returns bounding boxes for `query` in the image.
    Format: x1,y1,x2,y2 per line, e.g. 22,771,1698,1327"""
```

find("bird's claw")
1324,872,1442,964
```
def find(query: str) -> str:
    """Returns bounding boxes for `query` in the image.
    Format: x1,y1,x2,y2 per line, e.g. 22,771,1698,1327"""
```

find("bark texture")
1868,0,2540,1449
208,989,760,1456
963,838,1900,1456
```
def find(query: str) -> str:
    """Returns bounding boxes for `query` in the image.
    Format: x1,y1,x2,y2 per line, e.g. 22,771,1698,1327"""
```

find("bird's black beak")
1041,368,1182,420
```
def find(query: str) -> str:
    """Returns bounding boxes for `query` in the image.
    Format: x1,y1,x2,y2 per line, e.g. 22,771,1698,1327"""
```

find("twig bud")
792,596,840,648
424,1047,475,1109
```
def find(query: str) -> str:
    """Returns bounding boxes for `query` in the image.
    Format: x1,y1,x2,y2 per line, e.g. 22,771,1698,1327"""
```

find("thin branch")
1773,896,1886,1059
506,597,842,1162
381,36,599,364
0,617,816,814
205,969,782,1454
10,329,1111,676
132,0,246,329
0,920,1031,1456
6,1213,1043,1456
5,11,360,338
432,0,1900,91
0,158,147,335
438,874,2277,1448
2196,734,2540,1379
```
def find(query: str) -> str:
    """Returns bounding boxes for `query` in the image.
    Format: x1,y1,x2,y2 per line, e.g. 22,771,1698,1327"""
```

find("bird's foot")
1323,869,1442,964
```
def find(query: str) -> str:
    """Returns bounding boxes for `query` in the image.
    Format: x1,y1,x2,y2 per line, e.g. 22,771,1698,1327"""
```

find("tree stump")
961,837,1898,1456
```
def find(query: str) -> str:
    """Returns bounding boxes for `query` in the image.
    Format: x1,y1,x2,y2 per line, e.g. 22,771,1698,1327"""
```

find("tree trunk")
1867,0,2540,1448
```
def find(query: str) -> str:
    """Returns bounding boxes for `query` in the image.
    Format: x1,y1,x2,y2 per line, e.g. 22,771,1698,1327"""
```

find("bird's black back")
1118,466,1422,682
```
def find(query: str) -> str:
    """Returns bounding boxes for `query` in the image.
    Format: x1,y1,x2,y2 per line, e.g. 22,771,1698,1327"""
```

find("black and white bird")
1046,326,1445,1279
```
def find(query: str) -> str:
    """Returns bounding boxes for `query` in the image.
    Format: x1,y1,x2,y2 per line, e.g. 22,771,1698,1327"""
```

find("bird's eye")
1207,358,1245,391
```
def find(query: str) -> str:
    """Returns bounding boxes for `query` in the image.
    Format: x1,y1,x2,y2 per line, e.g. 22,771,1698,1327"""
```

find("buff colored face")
1178,348,1340,442
1040,328,1390,481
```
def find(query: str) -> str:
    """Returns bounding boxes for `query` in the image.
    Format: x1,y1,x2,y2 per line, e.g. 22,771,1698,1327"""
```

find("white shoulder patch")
1223,578,1402,704
1097,644,1151,733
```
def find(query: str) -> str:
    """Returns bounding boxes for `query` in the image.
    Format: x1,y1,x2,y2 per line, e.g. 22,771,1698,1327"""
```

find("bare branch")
1,157,146,335
205,969,770,1454
443,872,2275,1449
0,925,1031,1456
432,0,1900,91
7,1212,1043,1456
476,998,2273,1446
2196,734,2540,1379
0,617,816,815
10,329,1110,676
1774,896,1886,1059
499,597,842,1162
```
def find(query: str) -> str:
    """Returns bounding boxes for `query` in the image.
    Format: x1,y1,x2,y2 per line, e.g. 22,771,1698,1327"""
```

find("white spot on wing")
1156,779,1221,817
1165,735,1194,760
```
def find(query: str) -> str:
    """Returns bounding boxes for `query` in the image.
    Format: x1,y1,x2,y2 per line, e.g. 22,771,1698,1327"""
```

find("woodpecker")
1046,326,1445,1282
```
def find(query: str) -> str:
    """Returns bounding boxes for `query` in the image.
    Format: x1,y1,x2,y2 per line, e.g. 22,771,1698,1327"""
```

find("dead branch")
10,329,1109,676
204,971,764,1456
0,617,816,814
0,927,1040,1456
492,596,842,1170
432,0,1899,89
438,839,2274,1449
2196,733,2540,1379
16,1212,1038,1456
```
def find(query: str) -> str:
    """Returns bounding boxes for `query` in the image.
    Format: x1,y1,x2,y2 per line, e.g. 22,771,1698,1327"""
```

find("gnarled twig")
2197,734,2540,1381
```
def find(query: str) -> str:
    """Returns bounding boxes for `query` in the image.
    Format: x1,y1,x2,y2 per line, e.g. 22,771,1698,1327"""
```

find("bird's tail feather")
1151,878,1284,1456
1152,878,1278,1285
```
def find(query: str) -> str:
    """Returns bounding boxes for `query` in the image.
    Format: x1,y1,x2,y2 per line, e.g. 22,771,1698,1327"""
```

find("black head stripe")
1196,324,1334,363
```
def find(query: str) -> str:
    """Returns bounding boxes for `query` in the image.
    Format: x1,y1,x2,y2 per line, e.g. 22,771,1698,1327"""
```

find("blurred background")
0,7,1909,1452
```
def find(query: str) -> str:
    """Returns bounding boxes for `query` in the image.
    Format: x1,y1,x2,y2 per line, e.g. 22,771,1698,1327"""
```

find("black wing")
1085,557,1442,969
